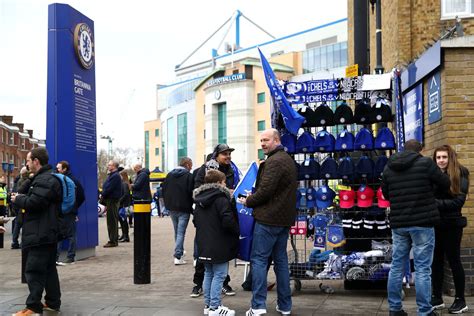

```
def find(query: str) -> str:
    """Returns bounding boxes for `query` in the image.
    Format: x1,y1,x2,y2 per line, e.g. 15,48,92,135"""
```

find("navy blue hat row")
297,155,389,181
282,127,395,154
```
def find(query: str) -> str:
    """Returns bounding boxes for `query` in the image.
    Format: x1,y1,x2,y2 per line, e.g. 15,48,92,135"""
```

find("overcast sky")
0,0,347,151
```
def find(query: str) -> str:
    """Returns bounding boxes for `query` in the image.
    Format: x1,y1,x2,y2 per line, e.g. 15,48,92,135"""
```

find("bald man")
131,163,151,202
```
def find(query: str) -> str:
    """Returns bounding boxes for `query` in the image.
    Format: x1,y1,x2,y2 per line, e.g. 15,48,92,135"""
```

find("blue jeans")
388,227,435,316
57,213,77,260
203,262,228,309
170,211,190,259
250,222,291,312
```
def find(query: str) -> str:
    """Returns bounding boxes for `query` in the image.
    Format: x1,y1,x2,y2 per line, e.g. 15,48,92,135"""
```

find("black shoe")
241,280,252,291
427,311,439,316
389,310,408,316
119,236,130,242
11,244,20,249
448,297,468,314
431,296,445,310
190,285,202,298
222,284,235,296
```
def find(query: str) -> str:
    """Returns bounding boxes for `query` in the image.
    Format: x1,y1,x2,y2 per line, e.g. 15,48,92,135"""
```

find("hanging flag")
258,48,304,135
233,161,258,262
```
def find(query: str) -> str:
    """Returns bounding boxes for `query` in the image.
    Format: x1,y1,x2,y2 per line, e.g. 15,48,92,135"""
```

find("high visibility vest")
0,187,6,205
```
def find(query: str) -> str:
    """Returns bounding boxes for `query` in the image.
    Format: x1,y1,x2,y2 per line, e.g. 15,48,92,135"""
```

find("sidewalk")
0,217,469,315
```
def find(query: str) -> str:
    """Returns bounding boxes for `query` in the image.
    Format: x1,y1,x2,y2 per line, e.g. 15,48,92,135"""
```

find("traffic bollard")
133,200,151,284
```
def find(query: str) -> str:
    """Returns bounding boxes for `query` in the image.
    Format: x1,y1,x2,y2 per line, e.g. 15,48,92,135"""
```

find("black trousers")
25,244,61,312
119,216,129,238
432,226,465,299
193,259,230,287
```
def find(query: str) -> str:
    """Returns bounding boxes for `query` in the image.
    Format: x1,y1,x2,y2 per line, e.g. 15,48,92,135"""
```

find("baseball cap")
314,130,335,152
281,133,297,154
205,159,220,171
335,130,355,152
377,187,390,208
374,127,395,150
306,186,316,208
316,185,336,209
354,128,374,151
214,144,235,155
372,98,392,122
296,131,316,153
374,155,389,178
311,102,335,126
357,185,374,208
339,188,356,209
338,156,355,180
297,105,316,128
353,99,373,124
356,156,375,179
299,158,320,180
334,102,354,125
320,157,338,179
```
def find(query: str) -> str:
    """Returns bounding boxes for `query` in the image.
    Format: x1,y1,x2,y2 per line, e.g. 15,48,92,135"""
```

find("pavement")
0,216,472,315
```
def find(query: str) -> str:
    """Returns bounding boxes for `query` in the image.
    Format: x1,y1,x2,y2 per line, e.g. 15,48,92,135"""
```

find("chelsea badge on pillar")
74,22,94,70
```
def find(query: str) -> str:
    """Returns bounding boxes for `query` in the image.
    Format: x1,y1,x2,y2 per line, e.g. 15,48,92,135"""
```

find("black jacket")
382,151,450,228
102,170,122,200
162,167,194,213
120,181,132,208
193,183,239,264
194,162,235,190
132,168,152,201
13,165,62,248
65,171,85,215
435,166,470,228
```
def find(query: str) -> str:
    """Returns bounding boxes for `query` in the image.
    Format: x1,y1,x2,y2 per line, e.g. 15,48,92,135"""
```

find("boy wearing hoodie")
193,169,239,316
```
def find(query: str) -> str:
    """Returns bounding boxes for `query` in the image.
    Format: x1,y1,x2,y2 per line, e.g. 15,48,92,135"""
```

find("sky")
0,0,347,151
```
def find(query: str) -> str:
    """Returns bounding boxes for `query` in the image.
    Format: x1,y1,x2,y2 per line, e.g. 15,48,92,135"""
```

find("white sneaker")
209,305,235,316
174,257,186,265
276,305,291,315
56,261,66,266
204,305,209,315
245,308,267,316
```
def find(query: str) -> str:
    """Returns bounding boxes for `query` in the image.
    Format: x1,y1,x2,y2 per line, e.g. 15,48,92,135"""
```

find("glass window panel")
258,149,265,160
320,46,327,70
307,48,315,73
257,92,265,103
218,103,227,144
177,113,187,161
327,45,334,69
257,120,266,131
340,42,348,67
333,43,341,68
314,47,321,71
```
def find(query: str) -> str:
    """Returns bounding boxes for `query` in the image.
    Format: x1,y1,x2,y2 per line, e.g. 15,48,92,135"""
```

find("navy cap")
320,157,338,179
356,156,375,179
338,156,355,180
316,185,336,209
374,155,389,178
311,103,335,127
354,99,373,124
354,128,374,151
335,130,355,152
296,131,316,154
334,102,354,125
297,105,315,128
372,98,392,122
299,158,320,180
281,133,297,154
374,127,395,150
306,186,317,208
314,130,335,152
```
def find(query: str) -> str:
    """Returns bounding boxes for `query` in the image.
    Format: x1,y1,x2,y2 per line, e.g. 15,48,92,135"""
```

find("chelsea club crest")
74,23,94,70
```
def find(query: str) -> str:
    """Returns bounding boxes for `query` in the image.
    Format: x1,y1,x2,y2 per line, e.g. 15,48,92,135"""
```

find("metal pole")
375,0,384,74
133,200,151,284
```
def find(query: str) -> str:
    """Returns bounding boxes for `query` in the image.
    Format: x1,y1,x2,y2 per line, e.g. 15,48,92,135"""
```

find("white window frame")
441,0,474,19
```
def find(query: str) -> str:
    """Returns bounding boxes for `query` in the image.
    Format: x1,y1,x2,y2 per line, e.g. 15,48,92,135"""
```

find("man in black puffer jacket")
11,148,62,315
131,163,151,201
382,140,450,316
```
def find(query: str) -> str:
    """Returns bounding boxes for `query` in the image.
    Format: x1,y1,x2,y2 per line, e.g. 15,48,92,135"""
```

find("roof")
193,67,226,91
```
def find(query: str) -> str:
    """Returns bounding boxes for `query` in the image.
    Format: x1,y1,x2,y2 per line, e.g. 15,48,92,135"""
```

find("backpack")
52,173,76,214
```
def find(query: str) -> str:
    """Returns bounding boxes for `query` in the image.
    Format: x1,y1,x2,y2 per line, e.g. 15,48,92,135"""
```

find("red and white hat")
377,187,390,208
339,189,356,209
357,185,374,208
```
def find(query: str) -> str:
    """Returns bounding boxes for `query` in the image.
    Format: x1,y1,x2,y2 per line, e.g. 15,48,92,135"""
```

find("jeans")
57,213,77,260
203,262,228,309
388,227,435,316
170,211,190,259
250,222,291,312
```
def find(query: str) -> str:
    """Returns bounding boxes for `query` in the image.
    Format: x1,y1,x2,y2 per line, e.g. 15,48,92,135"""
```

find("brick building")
0,115,44,189
348,0,474,296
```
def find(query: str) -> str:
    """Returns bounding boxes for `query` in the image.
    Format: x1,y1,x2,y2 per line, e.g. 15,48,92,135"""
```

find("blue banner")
394,71,405,151
428,70,442,124
233,162,258,262
284,80,339,96
402,83,423,145
258,48,304,135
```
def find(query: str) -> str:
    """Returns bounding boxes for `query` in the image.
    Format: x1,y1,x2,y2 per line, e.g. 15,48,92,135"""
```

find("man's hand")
0,226,5,234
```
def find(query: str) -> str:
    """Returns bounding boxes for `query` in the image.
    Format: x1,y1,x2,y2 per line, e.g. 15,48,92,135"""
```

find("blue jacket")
132,168,151,201
102,170,122,200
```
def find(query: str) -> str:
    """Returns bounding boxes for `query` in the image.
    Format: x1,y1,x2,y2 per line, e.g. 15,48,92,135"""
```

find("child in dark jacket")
193,170,239,316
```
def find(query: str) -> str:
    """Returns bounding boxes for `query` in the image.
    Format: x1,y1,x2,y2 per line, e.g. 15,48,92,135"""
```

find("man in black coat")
55,160,85,265
162,157,194,265
131,163,151,201
11,147,62,315
382,140,450,316
101,160,123,248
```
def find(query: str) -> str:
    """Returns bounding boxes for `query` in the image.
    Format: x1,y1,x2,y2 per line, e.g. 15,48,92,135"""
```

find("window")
257,120,266,131
442,0,474,18
217,103,227,144
144,131,149,169
303,41,348,73
9,132,14,145
155,148,159,156
177,113,187,161
258,149,265,160
257,92,265,103
155,129,159,137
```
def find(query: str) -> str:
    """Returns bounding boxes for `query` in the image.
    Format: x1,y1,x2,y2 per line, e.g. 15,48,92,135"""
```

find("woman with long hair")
118,170,132,242
431,145,470,314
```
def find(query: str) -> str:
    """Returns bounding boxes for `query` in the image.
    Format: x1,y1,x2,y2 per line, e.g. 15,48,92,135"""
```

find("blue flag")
258,48,304,135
